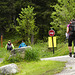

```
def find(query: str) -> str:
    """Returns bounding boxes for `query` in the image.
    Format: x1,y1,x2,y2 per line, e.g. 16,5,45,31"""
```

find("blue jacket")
19,42,27,48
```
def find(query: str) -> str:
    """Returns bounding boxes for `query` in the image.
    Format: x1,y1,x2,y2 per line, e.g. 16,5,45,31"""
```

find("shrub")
8,53,23,63
3,52,23,63
3,48,40,63
36,40,44,43
24,48,40,61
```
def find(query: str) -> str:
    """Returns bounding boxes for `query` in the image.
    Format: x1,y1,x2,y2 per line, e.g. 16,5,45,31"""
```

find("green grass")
0,41,69,58
0,40,68,75
0,35,70,58
0,47,10,58
0,60,65,75
15,60,65,75
31,42,69,58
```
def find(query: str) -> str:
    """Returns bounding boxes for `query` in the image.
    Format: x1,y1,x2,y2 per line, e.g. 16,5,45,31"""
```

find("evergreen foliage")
51,0,75,42
0,0,57,42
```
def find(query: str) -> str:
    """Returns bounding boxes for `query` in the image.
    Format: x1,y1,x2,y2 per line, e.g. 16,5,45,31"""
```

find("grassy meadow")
15,60,65,75
0,37,69,75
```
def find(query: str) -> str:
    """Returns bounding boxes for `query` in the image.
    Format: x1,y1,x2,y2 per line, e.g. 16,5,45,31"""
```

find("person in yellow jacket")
5,40,14,51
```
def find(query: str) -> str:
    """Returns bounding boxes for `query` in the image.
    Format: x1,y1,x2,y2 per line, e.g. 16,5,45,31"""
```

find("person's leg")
73,39,75,57
68,46,72,52
74,47,75,52
68,36,72,57
68,46,72,57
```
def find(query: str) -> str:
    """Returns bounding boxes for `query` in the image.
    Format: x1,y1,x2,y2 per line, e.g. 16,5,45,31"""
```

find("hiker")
67,19,75,57
5,40,14,51
19,40,27,48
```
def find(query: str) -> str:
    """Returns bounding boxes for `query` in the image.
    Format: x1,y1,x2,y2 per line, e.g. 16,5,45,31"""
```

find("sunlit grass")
15,60,65,75
0,47,10,58
31,42,69,58
0,41,67,75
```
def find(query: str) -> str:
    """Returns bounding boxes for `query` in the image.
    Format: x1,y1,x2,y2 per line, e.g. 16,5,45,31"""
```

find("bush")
24,48,40,61
3,48,40,63
3,53,23,63
8,53,23,63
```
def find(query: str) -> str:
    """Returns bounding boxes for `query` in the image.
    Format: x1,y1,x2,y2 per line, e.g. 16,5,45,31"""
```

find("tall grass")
24,48,40,61
1,35,70,59
0,47,10,58
0,41,69,59
31,42,69,58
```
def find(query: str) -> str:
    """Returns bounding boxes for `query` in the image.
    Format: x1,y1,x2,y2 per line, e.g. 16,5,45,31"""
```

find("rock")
11,46,32,54
0,63,18,75
8,46,32,60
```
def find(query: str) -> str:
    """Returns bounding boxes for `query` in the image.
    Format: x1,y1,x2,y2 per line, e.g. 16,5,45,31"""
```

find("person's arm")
67,27,69,33
19,44,21,48
11,44,14,49
24,43,27,46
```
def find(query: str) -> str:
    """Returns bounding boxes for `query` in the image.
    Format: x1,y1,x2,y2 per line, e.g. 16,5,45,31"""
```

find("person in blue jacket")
19,40,27,48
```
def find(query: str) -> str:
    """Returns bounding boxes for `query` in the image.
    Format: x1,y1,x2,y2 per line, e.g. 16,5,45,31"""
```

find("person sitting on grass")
5,40,14,51
19,40,27,48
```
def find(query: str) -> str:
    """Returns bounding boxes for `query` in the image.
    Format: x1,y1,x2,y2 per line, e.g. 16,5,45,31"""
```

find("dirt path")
41,55,75,75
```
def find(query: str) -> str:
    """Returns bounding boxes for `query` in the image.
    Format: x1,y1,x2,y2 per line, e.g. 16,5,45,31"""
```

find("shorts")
68,35,75,46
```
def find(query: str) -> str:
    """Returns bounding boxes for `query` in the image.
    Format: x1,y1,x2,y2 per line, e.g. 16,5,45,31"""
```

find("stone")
11,46,32,54
8,46,32,60
0,63,18,75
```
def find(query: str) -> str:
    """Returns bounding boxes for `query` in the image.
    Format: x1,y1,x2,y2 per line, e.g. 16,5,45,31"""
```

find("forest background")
0,0,75,45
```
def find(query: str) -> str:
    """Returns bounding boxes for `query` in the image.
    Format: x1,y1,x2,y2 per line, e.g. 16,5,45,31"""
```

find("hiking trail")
41,55,75,75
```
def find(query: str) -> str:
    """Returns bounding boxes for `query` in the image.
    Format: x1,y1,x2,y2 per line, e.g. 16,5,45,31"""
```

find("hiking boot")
69,53,72,57
74,55,75,58
74,53,75,58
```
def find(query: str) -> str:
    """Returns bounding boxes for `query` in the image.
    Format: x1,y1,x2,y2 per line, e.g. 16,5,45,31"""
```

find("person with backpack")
67,19,75,57
5,40,14,51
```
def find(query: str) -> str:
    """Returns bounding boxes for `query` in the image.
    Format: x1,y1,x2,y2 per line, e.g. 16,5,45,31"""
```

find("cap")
8,40,11,42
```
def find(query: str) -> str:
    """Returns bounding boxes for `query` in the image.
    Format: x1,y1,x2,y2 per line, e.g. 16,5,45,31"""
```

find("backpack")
7,43,12,50
69,21,75,37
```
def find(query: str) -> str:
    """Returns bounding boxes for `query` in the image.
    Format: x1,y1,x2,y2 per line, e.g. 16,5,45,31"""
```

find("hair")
70,19,75,22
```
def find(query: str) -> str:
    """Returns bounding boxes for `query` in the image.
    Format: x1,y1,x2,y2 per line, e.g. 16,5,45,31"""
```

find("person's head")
69,19,75,24
22,40,24,42
8,40,11,44
70,19,75,22
72,19,75,21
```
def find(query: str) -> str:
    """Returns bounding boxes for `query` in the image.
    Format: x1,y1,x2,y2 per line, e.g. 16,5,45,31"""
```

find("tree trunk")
13,15,16,25
31,35,34,44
